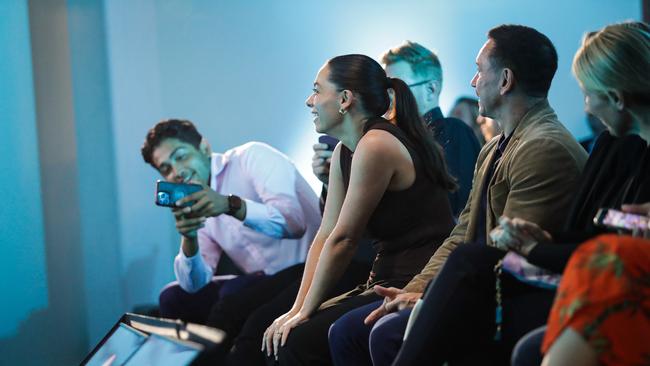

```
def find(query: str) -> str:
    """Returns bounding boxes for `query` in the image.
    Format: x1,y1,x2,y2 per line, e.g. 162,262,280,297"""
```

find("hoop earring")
338,108,347,115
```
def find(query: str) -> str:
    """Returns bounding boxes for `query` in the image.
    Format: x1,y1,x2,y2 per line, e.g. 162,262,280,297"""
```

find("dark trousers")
159,271,267,324
392,243,556,366
274,294,383,366
208,261,372,366
207,263,305,365
329,300,411,366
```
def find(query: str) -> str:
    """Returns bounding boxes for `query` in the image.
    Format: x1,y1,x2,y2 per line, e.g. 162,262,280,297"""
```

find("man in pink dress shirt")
141,119,321,323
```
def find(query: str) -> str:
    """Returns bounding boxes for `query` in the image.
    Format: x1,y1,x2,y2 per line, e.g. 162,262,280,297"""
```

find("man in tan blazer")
327,25,588,366
369,24,587,307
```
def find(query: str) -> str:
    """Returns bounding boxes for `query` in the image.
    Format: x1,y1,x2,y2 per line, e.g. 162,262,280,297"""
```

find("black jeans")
159,272,266,324
393,243,555,366
205,261,372,366
273,293,383,366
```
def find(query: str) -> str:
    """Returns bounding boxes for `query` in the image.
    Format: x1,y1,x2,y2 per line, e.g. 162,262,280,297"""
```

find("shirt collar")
210,152,227,188
423,107,444,127
497,131,513,155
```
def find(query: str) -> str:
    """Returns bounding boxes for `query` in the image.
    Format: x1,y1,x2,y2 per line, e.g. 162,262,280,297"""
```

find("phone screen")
595,208,650,231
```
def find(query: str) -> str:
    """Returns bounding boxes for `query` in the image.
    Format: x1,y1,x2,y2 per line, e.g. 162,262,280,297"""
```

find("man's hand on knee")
364,286,422,325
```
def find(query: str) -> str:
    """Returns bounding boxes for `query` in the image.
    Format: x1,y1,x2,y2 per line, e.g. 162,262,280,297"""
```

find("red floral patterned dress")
542,234,650,365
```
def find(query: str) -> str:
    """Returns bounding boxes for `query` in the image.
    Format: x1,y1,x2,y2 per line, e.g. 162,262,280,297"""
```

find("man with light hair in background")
312,41,480,219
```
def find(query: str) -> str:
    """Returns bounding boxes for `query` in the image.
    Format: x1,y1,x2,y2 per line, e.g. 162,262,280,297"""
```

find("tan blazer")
404,100,588,293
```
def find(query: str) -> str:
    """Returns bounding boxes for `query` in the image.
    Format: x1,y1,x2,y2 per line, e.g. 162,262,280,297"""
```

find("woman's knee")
277,325,313,365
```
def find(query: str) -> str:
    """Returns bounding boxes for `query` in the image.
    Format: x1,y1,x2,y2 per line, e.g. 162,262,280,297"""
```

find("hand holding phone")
490,216,552,256
157,179,233,223
155,180,206,239
312,136,338,185
318,135,338,151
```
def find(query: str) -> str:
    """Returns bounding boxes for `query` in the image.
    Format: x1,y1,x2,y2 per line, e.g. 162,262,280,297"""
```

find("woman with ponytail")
261,54,456,365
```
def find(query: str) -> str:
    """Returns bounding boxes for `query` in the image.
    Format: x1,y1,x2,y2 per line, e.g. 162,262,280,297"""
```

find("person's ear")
199,138,212,156
605,89,625,111
500,68,515,95
339,89,354,114
427,80,440,99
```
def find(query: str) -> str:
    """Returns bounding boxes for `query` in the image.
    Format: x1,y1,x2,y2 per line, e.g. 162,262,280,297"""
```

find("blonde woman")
541,21,650,366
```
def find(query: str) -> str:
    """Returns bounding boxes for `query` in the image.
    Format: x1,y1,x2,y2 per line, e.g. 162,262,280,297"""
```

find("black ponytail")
388,77,458,191
328,54,457,192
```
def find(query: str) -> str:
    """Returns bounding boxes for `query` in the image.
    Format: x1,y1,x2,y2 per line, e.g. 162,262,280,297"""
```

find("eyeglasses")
407,79,433,88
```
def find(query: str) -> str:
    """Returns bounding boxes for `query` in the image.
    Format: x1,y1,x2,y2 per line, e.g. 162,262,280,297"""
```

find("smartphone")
593,208,650,232
155,180,202,207
318,135,339,151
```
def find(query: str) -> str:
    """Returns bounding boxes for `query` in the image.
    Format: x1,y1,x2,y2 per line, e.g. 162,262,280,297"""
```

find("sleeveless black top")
340,117,455,288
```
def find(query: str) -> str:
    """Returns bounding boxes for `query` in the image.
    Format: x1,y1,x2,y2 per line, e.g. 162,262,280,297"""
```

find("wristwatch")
227,194,242,216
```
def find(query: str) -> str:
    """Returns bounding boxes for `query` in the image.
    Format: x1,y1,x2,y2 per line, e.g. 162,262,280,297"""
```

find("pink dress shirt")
174,142,321,292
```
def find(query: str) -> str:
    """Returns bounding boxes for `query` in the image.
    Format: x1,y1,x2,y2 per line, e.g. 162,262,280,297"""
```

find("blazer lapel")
465,142,499,243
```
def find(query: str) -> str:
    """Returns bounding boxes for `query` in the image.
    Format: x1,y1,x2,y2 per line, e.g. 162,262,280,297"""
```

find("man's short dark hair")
141,119,203,168
487,24,558,97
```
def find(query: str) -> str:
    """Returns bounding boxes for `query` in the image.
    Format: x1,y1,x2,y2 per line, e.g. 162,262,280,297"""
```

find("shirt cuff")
178,247,205,266
242,198,288,238
242,198,269,226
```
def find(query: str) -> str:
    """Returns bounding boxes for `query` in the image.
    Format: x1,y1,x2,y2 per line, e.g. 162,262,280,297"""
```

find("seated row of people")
139,21,650,366
326,23,588,366
368,21,650,366
141,37,481,366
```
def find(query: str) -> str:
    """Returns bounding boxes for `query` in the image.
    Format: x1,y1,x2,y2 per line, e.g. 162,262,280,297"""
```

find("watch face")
228,195,242,213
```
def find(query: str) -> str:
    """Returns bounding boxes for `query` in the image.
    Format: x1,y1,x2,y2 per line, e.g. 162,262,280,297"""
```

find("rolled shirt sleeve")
239,142,308,239
173,229,221,293
243,198,291,238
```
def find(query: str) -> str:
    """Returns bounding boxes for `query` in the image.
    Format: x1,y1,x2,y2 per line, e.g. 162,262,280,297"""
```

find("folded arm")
241,142,311,238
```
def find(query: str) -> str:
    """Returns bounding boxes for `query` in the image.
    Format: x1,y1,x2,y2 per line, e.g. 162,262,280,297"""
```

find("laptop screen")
82,313,219,366
86,324,147,366
123,334,201,366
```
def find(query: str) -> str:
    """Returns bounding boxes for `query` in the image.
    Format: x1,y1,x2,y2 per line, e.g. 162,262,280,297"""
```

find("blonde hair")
572,21,650,104
380,41,443,87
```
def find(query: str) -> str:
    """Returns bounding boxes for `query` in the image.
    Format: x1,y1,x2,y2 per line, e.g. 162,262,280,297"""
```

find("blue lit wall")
0,0,48,339
0,1,641,364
